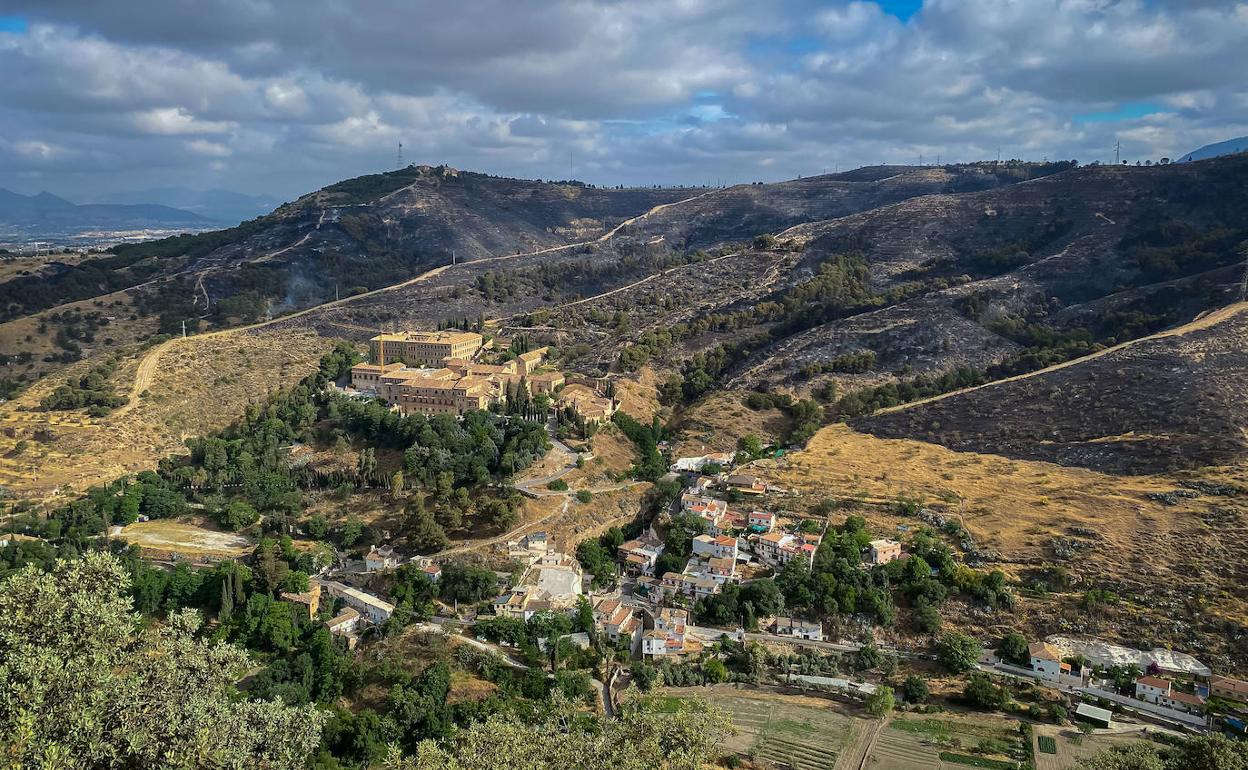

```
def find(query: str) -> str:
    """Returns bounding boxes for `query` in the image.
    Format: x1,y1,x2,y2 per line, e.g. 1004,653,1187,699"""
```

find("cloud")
134,107,236,135
0,0,1243,199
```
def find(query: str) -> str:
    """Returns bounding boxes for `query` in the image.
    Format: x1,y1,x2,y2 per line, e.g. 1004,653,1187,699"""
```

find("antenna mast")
396,142,404,169
1115,140,1121,165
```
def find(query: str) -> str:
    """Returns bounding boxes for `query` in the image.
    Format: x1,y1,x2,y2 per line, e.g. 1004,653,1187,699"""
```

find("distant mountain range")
0,188,213,237
1179,135,1248,162
93,187,282,226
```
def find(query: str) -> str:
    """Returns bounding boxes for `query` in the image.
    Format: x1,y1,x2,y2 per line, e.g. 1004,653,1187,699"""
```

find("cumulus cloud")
0,0,1244,199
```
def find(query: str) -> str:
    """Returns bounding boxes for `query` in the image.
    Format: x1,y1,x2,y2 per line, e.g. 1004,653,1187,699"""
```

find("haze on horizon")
1,0,1246,202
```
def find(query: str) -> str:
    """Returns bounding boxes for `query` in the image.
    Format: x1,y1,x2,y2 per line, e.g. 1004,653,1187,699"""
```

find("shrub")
547,479,569,491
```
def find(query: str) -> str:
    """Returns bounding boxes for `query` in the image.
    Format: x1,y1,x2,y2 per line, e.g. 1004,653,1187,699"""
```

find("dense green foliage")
382,695,729,770
40,355,127,414
1073,735,1248,770
611,410,667,480
0,553,324,769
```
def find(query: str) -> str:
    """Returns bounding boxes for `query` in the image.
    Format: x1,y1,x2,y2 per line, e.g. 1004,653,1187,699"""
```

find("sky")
0,0,1246,202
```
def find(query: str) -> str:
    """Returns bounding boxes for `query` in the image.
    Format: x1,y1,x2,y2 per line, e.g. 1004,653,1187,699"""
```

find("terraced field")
662,688,859,770
866,716,1026,770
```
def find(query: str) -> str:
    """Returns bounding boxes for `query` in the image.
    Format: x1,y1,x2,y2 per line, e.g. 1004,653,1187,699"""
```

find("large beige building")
370,330,483,367
350,331,561,418
349,364,492,416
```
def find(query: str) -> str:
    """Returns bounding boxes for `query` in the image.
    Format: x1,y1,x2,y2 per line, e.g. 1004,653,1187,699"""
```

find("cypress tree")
220,577,234,622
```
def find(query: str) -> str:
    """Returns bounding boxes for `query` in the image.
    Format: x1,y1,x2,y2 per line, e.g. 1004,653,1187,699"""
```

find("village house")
868,539,903,565
1028,641,1069,682
642,607,702,659
492,588,553,621
421,563,442,582
593,597,643,651
1135,676,1207,715
618,537,664,577
747,511,776,532
681,493,728,520
726,474,766,495
705,556,736,581
753,531,817,569
670,452,734,473
325,607,361,649
771,616,824,641
1210,675,1248,704
689,475,716,495
691,533,738,561
365,545,400,571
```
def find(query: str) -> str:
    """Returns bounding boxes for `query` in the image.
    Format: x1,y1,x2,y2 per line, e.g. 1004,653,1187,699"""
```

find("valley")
4,154,1247,769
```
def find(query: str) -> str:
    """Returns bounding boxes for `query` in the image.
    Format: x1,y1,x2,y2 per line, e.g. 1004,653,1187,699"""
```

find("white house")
1029,641,1067,682
747,511,776,532
642,607,702,659
1134,675,1171,703
365,545,400,571
772,616,823,641
1135,676,1207,714
691,533,738,561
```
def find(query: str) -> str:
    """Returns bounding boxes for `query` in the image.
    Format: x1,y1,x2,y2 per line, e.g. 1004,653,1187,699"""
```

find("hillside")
1179,136,1248,162
854,302,1248,474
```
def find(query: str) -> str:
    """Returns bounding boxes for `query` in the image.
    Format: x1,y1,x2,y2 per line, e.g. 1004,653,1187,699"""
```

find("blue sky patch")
1075,102,1167,123
0,16,28,34
879,0,923,21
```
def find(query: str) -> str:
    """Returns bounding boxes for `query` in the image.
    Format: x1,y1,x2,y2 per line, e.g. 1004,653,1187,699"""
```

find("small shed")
1075,702,1113,729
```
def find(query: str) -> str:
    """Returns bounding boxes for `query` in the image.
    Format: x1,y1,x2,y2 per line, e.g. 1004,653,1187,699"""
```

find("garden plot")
1031,726,1155,770
663,688,858,770
866,716,1027,770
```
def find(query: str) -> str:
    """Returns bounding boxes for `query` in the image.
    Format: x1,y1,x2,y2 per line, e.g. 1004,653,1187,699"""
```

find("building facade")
370,331,483,367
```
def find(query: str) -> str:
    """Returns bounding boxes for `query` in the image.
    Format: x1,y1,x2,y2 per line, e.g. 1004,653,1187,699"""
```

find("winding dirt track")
114,189,721,412
870,300,1248,417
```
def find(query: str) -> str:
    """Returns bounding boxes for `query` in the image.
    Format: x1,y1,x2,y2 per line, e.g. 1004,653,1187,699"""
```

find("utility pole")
451,249,456,266
181,319,186,339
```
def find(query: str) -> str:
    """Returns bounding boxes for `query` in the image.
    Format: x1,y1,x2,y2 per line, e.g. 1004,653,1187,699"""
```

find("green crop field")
868,715,1027,770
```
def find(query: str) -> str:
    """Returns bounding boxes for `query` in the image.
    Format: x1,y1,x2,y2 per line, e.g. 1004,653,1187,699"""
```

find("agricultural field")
865,715,1028,770
117,516,252,558
660,687,861,770
1031,726,1157,770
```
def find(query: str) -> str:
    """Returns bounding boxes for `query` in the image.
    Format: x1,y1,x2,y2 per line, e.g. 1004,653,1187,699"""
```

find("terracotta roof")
1213,675,1248,695
1167,691,1206,706
1029,641,1064,662
1136,676,1171,690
